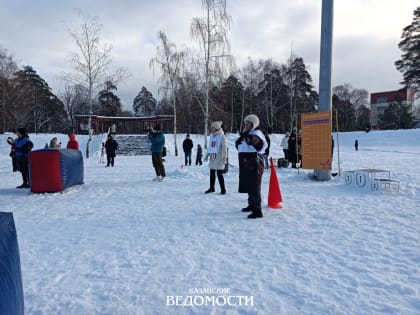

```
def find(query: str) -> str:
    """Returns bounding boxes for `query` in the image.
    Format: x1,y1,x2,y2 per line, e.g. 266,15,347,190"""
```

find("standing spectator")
182,134,193,166
354,139,359,151
49,137,61,149
6,136,18,172
195,144,203,165
13,128,33,188
66,133,79,150
235,114,268,219
148,124,166,181
281,132,290,162
263,127,271,169
288,128,299,168
104,134,119,167
204,121,227,195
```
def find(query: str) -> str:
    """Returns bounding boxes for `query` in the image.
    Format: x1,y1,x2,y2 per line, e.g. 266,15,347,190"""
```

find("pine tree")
378,101,414,130
133,86,156,117
97,81,121,116
395,7,420,95
12,66,67,132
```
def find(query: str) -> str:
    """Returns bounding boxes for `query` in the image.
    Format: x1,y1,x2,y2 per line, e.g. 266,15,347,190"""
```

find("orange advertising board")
300,111,332,170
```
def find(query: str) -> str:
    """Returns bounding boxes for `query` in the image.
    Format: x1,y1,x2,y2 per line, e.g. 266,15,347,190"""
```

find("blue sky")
0,0,417,110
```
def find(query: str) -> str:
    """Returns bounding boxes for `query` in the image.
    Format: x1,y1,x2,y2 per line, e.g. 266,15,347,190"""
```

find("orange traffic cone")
268,157,283,209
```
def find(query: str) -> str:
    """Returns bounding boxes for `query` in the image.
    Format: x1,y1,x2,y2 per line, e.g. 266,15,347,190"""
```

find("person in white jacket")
235,114,268,219
204,121,227,194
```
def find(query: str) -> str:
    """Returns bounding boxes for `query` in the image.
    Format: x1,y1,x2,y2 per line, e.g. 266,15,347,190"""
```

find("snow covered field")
0,129,419,315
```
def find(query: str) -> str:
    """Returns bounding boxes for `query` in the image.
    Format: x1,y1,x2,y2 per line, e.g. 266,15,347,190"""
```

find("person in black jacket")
195,144,203,165
182,134,193,166
12,128,33,188
288,128,299,168
104,134,119,167
235,114,268,219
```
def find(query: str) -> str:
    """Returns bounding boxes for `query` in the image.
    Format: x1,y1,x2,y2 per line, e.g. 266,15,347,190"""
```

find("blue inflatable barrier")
0,212,25,315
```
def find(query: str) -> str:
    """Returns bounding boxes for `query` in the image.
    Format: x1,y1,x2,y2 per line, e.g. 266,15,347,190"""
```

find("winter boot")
17,181,29,189
219,175,226,195
241,205,254,212
206,171,216,193
248,208,263,219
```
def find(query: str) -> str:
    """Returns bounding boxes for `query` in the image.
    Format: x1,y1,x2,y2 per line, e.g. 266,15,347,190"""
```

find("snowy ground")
0,129,419,315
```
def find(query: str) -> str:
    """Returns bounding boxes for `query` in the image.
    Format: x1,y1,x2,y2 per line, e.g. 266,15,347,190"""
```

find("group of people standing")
280,129,301,168
182,134,203,166
146,115,268,219
203,115,268,219
6,129,79,188
5,116,271,219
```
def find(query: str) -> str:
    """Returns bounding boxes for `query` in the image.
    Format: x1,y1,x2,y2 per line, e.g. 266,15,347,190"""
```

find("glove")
7,137,14,145
235,135,244,149
242,132,252,145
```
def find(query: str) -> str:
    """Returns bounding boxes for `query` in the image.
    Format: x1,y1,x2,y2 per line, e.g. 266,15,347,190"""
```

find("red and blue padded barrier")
29,149,84,193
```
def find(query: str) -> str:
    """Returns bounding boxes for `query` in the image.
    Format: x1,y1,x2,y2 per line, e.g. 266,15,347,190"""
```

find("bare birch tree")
65,10,126,158
190,0,233,148
150,30,185,156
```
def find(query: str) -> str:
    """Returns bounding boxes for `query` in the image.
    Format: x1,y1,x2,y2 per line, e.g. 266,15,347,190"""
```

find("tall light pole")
314,0,334,181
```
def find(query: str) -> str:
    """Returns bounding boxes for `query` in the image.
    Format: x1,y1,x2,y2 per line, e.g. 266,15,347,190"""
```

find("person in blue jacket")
148,124,166,181
13,128,33,188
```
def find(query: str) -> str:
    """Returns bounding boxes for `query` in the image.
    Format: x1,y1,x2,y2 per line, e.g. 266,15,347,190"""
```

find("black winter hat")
17,127,27,135
154,124,161,131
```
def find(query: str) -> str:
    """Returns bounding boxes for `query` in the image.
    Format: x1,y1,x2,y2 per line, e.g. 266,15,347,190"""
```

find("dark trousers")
248,162,264,209
238,152,264,209
17,156,30,185
152,152,166,177
283,149,289,161
209,169,225,191
184,152,192,165
106,156,115,167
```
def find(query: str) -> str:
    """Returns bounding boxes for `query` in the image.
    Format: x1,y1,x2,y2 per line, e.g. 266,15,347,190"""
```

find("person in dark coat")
235,114,268,219
263,127,271,169
354,139,359,151
148,124,166,181
195,144,203,165
13,128,33,188
182,134,194,166
104,134,119,167
288,129,299,168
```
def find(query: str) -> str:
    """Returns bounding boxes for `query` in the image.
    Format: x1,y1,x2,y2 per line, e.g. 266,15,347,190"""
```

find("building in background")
370,88,414,129
74,115,174,135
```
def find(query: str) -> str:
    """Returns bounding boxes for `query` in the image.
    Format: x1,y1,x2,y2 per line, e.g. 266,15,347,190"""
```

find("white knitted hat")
244,114,260,130
211,121,222,130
